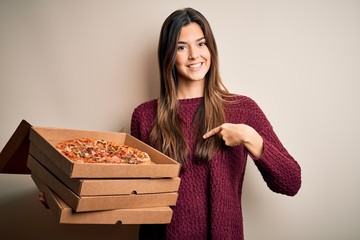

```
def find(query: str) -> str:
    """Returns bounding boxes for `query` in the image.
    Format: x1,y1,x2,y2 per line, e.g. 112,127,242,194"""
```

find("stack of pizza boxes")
26,126,181,224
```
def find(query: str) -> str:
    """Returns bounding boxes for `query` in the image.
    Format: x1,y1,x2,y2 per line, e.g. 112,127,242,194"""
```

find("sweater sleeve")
245,97,301,196
130,100,157,143
253,131,301,196
130,105,142,140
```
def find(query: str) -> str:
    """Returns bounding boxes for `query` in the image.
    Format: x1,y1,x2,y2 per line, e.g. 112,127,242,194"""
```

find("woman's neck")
177,79,204,99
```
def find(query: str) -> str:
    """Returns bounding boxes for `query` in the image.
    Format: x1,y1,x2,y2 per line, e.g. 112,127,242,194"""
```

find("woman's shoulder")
133,99,157,115
224,94,260,108
224,94,268,125
133,99,157,112
224,93,266,116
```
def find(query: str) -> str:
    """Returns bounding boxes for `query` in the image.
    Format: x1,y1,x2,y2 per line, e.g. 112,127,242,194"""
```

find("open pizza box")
28,155,179,212
29,126,180,178
0,120,181,179
32,176,174,224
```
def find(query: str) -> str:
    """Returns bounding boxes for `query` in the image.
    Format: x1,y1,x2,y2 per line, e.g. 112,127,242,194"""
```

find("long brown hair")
149,8,230,163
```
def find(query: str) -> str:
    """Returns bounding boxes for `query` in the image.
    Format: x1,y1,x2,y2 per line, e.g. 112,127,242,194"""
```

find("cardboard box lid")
32,176,174,224
0,120,31,174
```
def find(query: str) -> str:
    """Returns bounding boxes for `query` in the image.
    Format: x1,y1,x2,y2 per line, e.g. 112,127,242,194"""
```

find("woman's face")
175,23,211,84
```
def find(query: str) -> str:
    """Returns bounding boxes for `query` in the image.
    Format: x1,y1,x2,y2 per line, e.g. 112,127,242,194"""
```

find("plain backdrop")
1,1,359,239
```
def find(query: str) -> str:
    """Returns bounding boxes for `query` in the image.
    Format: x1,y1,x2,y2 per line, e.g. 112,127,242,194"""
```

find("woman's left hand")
203,123,264,158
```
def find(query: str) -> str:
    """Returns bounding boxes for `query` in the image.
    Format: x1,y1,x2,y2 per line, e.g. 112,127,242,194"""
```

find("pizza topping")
55,138,151,164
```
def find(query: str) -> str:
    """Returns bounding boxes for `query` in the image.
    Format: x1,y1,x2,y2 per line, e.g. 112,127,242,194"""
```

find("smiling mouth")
188,62,202,69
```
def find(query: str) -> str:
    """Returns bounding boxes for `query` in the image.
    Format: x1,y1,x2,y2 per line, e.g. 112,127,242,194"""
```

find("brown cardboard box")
32,176,173,224
29,126,180,178
29,143,180,196
28,155,178,212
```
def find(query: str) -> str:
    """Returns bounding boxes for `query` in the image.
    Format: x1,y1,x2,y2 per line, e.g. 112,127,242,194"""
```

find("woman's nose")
188,47,199,60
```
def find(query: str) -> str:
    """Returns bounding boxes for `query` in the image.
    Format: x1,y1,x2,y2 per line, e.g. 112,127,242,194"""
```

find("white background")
1,0,359,239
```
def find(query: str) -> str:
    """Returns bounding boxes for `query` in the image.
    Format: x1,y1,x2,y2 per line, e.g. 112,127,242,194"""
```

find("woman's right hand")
203,123,264,158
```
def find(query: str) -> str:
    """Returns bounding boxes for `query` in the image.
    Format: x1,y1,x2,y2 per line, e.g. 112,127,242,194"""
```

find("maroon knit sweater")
131,95,301,240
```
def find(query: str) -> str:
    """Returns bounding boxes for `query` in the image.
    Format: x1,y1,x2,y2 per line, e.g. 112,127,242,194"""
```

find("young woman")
131,7,301,240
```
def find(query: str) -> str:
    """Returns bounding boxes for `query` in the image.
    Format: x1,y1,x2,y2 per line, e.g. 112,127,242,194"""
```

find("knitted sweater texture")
131,95,301,240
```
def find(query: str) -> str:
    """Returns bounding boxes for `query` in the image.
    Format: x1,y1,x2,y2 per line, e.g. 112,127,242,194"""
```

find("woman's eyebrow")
178,37,205,44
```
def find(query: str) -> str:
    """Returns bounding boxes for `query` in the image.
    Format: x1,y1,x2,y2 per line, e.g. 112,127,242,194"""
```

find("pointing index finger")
203,126,222,139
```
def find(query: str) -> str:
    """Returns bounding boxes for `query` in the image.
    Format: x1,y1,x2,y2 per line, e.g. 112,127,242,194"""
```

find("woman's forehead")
178,23,205,42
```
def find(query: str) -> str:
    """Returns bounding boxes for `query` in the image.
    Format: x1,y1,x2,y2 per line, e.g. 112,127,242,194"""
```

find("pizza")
55,138,151,164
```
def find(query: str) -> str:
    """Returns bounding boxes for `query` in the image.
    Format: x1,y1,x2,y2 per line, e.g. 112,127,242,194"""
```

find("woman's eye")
177,45,187,51
199,42,206,47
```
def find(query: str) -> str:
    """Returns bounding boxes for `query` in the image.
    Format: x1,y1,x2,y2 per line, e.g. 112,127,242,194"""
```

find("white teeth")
189,63,201,68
